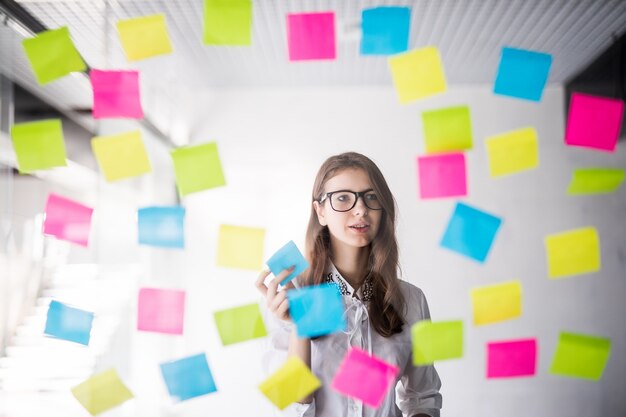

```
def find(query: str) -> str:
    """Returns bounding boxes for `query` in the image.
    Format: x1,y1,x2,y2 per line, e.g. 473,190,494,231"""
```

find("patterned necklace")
324,270,373,302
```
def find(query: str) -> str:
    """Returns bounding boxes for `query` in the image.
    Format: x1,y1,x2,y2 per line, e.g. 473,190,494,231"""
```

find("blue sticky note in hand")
361,6,410,55
493,47,552,101
440,202,502,262
138,206,185,249
160,353,217,402
266,241,309,285
288,284,346,338
44,300,94,345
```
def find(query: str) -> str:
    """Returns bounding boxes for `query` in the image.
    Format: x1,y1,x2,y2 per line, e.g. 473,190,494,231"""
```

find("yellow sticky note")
117,14,173,61
10,119,67,173
471,280,522,325
422,106,473,153
545,227,600,279
550,332,611,380
171,142,226,197
486,127,539,177
203,0,253,46
388,46,447,103
259,357,321,410
71,368,133,416
91,131,151,182
567,168,625,195
217,225,265,270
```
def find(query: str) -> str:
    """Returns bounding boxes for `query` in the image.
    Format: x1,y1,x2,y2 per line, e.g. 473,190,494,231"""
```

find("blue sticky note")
361,7,410,55
160,353,217,402
266,241,309,285
288,284,346,338
493,47,552,101
138,206,185,249
440,202,502,262
44,300,94,345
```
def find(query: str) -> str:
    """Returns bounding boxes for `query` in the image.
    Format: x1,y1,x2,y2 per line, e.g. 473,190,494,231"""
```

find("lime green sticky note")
545,227,600,279
10,119,67,173
116,14,173,61
217,224,265,270
214,303,267,345
486,127,539,177
412,320,463,365
259,357,321,410
171,142,226,197
388,46,447,103
471,280,522,325
22,27,86,85
550,332,611,380
422,106,473,153
567,168,625,195
71,368,133,415
91,131,151,182
203,0,253,46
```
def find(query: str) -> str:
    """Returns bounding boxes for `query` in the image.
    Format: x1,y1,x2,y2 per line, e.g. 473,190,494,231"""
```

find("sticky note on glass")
471,281,522,325
422,106,472,153
138,206,185,249
71,369,133,416
550,332,611,380
160,353,217,402
360,7,410,55
214,303,267,346
116,14,173,61
137,287,186,335
287,12,336,61
43,193,93,247
171,142,226,197
389,47,446,103
288,284,346,338
544,227,600,279
259,356,321,410
91,131,151,181
44,300,94,345
22,26,86,85
565,93,624,152
417,152,467,199
487,338,537,378
486,127,539,177
203,0,252,45
567,168,625,195
266,240,309,285
90,69,143,119
412,320,463,365
440,202,502,262
493,47,552,101
10,119,67,173
217,224,265,270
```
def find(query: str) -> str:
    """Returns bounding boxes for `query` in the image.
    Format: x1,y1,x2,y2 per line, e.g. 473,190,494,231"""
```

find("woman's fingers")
255,269,271,297
276,299,290,320
269,287,287,312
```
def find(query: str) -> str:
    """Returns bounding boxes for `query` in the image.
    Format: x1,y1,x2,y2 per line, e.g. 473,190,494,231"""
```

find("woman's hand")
255,266,296,322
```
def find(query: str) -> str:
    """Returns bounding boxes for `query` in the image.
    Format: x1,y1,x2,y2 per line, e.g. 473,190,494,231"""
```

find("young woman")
256,152,442,417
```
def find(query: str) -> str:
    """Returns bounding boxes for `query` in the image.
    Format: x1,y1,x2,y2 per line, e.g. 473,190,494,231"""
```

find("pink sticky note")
565,93,624,152
91,69,144,119
331,347,399,408
417,152,467,199
43,193,94,247
287,12,336,61
487,338,537,378
137,288,185,335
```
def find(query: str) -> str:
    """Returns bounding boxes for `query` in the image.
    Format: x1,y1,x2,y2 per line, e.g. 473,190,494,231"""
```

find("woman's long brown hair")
303,152,406,337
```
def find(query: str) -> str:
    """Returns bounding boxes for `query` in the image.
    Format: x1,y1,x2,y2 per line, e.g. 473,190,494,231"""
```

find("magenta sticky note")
287,12,336,61
91,69,144,119
565,93,624,152
487,338,537,379
137,287,185,335
331,347,399,408
43,193,94,247
417,152,467,199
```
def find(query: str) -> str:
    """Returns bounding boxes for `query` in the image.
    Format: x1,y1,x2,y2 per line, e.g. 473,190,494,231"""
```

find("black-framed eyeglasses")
318,189,383,212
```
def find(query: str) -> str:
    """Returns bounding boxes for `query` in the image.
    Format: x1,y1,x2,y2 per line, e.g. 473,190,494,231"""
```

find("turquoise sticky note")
288,284,346,338
266,241,309,285
493,47,552,101
138,206,185,249
160,353,217,402
361,7,410,55
44,300,94,345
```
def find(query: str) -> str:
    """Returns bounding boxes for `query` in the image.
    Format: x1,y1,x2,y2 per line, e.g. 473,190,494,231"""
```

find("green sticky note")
550,332,611,380
10,119,67,173
567,168,625,195
214,303,267,346
171,142,226,197
203,0,253,45
412,320,463,365
71,368,134,415
22,27,86,85
422,106,473,153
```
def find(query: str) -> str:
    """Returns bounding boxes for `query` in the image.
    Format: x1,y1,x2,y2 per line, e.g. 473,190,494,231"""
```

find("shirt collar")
324,261,373,302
